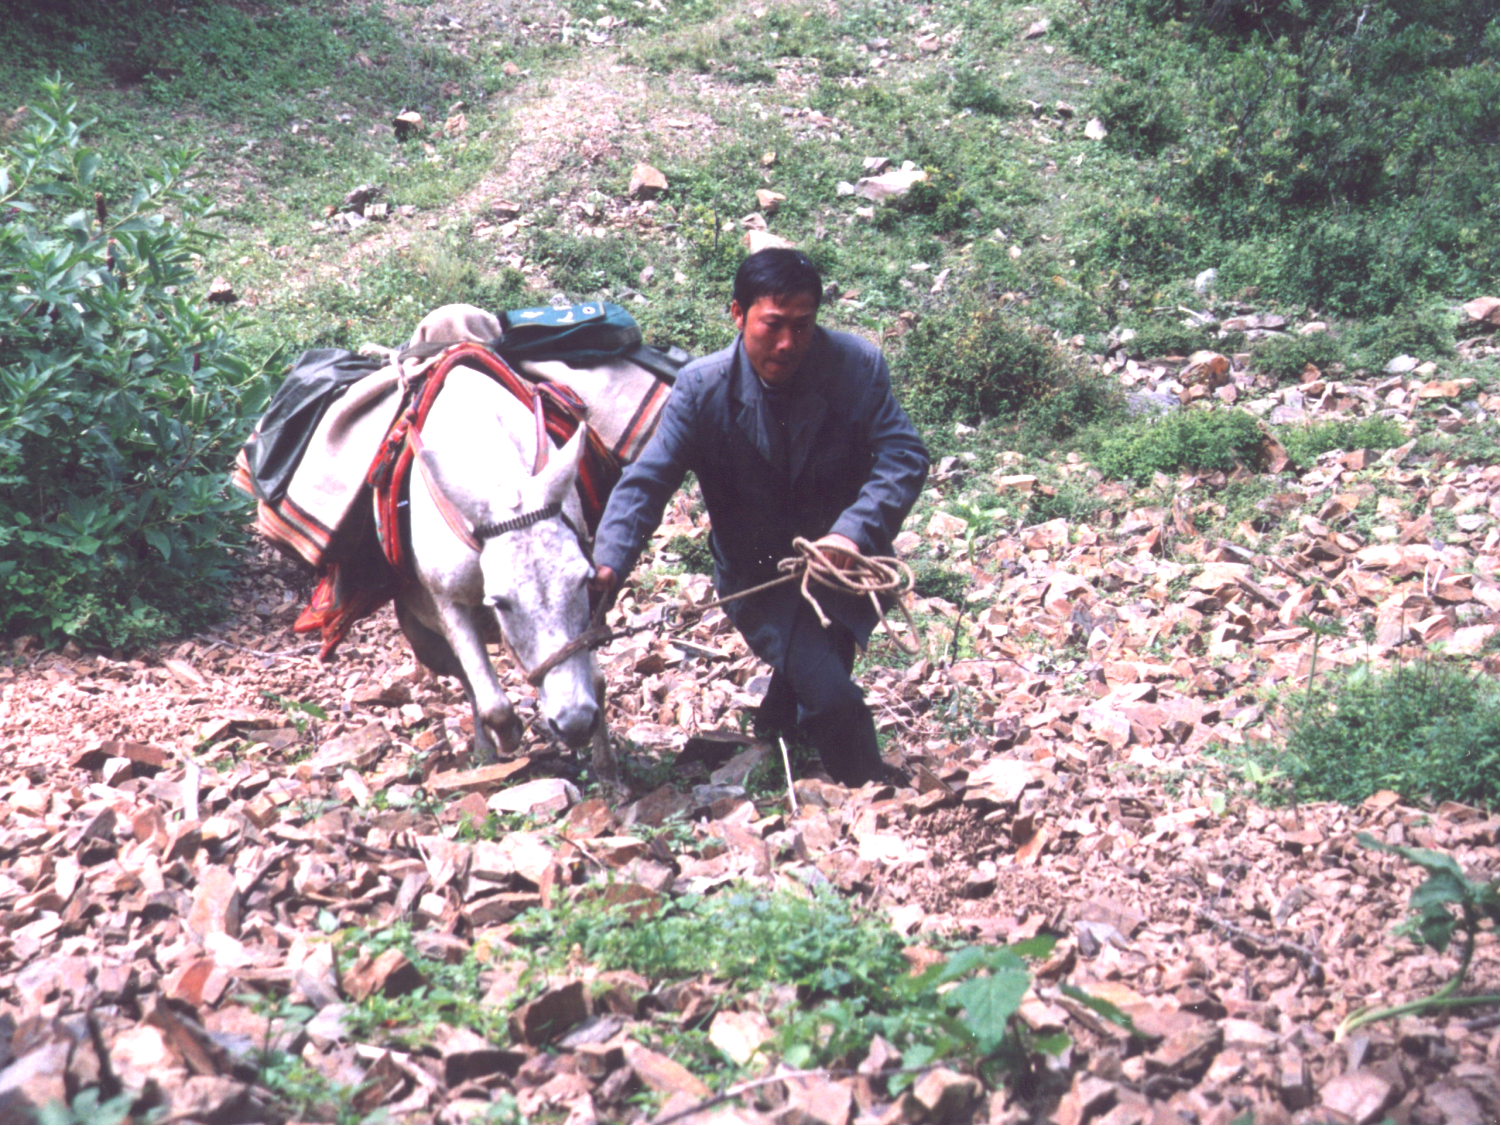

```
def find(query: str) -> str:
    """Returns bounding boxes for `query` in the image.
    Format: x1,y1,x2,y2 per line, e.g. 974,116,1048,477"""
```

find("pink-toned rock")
1320,1071,1395,1124
1462,296,1500,327
187,866,241,939
629,163,668,199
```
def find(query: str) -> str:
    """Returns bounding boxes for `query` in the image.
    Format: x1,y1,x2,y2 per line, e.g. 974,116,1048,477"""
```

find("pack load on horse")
231,302,688,780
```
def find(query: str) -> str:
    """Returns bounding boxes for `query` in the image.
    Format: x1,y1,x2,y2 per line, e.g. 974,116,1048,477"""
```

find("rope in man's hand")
527,537,921,685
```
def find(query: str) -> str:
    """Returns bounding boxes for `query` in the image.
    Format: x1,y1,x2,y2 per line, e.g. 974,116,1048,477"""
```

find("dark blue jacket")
593,326,930,670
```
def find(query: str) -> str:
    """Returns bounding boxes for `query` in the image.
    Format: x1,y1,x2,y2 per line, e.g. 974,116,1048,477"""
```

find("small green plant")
1121,318,1214,359
895,300,1078,425
662,532,714,575
1277,417,1407,466
36,1090,157,1126
910,559,971,604
1339,836,1499,1040
1250,660,1500,810
1249,332,1348,382
1015,374,1128,455
258,692,329,737
1093,409,1264,485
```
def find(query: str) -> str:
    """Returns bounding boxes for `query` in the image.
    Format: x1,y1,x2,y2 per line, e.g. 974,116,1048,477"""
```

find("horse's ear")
538,427,586,505
418,447,518,519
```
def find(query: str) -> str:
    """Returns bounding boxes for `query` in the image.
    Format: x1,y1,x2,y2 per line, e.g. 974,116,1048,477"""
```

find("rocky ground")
0,317,1497,1123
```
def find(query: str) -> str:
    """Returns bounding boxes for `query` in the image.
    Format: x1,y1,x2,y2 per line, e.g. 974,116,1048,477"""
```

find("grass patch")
1249,332,1348,382
1093,409,1264,485
1277,417,1407,467
1241,661,1500,810
894,298,1079,427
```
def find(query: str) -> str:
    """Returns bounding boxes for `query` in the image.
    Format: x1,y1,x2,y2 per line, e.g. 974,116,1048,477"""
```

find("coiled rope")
524,537,919,686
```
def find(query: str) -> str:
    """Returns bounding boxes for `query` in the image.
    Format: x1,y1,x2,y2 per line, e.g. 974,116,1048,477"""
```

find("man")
590,248,930,786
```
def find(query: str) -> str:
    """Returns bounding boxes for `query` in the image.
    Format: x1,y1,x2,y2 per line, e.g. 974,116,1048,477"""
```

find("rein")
522,537,920,688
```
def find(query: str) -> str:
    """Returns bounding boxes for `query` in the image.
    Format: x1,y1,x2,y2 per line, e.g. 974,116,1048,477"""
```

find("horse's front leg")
434,599,522,759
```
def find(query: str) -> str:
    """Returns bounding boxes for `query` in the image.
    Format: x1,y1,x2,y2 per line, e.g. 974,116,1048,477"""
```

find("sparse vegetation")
1093,409,1265,485
1251,661,1500,810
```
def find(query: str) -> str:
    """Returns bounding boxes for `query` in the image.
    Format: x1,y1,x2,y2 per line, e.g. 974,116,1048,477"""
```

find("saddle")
236,343,624,660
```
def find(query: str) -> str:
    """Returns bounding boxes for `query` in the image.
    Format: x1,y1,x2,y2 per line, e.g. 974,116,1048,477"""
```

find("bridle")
405,417,599,686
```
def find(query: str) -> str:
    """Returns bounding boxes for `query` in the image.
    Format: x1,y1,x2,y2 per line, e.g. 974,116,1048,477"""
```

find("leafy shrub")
0,81,269,648
1122,318,1215,359
1064,0,1499,311
1016,374,1129,455
1249,331,1348,381
1025,481,1102,526
1096,77,1184,156
1272,662,1499,810
662,533,713,575
1278,418,1407,467
1350,306,1459,367
1093,409,1264,484
949,70,1010,116
895,300,1077,425
910,560,970,604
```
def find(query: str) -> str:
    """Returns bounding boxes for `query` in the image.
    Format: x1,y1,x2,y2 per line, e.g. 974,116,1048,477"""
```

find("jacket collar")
729,330,829,481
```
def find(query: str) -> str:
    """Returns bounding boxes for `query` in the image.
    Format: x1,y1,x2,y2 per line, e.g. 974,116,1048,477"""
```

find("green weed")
1249,332,1349,382
1277,418,1407,467
1246,660,1499,810
894,299,1079,426
1093,409,1264,485
0,79,274,648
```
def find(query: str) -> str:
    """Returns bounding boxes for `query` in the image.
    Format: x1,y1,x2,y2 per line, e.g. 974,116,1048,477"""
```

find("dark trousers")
758,601,884,786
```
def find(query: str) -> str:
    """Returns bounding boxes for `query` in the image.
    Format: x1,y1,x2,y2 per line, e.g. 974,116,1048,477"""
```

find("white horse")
393,365,616,785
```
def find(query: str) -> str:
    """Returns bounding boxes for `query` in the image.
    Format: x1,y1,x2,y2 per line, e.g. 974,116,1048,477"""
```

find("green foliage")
1349,306,1459,367
949,69,1011,116
1015,375,1130,456
1064,0,1499,312
1096,76,1184,156
1277,417,1407,467
1359,836,1500,956
895,301,1078,425
0,0,474,125
35,1090,158,1126
1340,836,1500,1038
776,934,1061,1081
0,80,271,648
515,884,1058,1078
1122,318,1215,359
1266,661,1500,810
662,533,714,575
910,559,971,604
1093,409,1264,484
1249,331,1348,381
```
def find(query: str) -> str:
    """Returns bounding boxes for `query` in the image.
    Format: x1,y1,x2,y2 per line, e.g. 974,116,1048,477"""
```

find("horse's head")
473,428,601,750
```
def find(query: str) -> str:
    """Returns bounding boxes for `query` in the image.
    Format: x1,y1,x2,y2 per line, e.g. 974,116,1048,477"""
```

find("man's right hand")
589,565,618,596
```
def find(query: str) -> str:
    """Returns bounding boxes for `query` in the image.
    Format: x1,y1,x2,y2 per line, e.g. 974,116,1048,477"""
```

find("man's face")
731,291,819,388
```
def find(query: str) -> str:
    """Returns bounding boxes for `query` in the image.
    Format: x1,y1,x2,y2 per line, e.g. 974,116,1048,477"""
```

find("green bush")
1064,0,1499,312
1273,662,1499,810
1018,374,1128,449
910,560,970,604
1350,306,1459,367
1123,318,1215,359
662,533,714,575
1278,418,1408,467
1097,77,1184,156
0,80,269,649
895,300,1077,425
1249,331,1348,382
1094,408,1264,484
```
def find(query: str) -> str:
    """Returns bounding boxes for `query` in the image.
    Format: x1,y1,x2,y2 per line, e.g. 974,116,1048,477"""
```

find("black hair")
731,247,822,311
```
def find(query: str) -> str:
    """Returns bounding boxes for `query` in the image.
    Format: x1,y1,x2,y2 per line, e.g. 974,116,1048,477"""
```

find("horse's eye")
488,595,514,613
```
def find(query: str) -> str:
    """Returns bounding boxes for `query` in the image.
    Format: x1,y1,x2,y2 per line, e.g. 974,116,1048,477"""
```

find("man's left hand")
812,533,861,569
